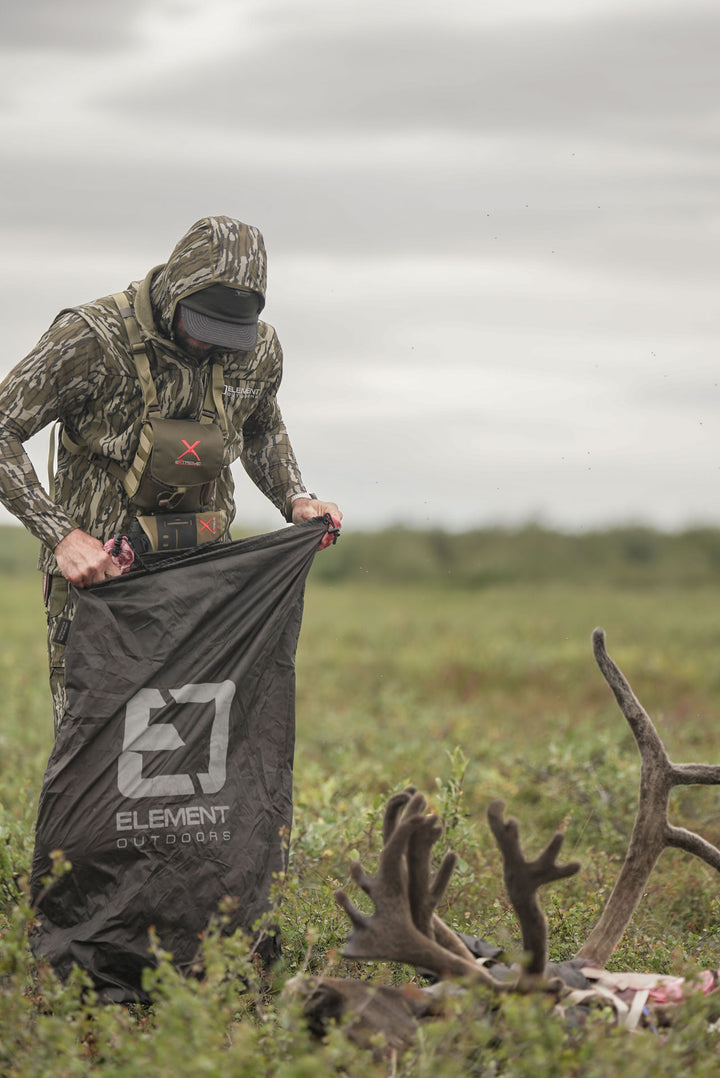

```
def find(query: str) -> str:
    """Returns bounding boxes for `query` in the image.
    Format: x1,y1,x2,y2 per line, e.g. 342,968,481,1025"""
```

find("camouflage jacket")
0,217,308,574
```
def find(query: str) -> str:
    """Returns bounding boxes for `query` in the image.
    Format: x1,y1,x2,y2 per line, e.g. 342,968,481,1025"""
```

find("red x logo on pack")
176,439,201,465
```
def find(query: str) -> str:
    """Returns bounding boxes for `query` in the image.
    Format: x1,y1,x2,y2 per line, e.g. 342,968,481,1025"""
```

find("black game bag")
30,519,329,1001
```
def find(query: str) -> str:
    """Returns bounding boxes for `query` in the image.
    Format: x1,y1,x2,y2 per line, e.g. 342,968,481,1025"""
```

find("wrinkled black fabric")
30,519,326,1001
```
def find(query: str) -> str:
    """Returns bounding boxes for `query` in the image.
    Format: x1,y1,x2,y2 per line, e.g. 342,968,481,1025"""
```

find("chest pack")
58,292,231,550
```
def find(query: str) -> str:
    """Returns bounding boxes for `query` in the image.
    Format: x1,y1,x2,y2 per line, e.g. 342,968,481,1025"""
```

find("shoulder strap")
47,421,59,501
111,292,159,420
207,360,228,438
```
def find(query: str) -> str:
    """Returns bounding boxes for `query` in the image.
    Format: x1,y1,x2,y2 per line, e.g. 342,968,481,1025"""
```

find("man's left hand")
291,498,343,550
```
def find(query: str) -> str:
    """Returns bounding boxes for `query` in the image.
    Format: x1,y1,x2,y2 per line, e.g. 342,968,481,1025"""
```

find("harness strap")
47,421,58,501
123,422,155,499
209,357,229,438
111,292,159,420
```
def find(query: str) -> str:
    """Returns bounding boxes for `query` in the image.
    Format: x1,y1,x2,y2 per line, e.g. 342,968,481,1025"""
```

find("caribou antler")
487,800,581,974
576,628,720,967
335,785,580,988
335,786,506,987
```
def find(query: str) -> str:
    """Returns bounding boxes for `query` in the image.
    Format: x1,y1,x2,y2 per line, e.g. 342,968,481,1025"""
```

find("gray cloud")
2,0,145,50
95,7,720,151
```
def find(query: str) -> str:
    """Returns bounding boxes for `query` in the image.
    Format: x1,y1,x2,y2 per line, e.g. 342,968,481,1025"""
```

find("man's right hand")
54,528,123,588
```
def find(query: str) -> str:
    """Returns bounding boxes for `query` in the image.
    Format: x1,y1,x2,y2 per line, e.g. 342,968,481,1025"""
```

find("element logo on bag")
117,681,235,799
175,438,202,466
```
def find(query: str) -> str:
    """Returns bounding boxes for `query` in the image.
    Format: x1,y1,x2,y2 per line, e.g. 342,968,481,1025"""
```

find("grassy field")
1,532,720,1075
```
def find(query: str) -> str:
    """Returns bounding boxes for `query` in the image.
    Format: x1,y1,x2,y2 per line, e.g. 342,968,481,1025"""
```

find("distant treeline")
3,523,720,587
307,524,720,587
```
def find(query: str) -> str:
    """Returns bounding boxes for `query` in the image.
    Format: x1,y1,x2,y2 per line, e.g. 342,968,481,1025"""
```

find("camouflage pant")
43,574,76,735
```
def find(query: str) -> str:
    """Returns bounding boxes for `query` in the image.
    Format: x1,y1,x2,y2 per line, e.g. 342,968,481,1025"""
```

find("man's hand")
54,528,124,587
291,498,343,550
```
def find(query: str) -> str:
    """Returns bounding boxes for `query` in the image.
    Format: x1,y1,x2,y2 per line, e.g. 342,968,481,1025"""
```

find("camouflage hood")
144,216,268,339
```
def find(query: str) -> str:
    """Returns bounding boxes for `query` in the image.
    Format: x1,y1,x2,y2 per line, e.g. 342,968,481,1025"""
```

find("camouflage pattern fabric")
0,216,310,723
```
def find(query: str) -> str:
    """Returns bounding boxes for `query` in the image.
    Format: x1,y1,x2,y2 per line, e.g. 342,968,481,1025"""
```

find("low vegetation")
1,524,720,1074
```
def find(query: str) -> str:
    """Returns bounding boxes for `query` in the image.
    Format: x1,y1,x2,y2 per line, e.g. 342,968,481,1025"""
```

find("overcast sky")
1,0,718,533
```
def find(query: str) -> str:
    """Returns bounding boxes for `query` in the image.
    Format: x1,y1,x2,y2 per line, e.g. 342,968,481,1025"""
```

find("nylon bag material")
29,519,327,1001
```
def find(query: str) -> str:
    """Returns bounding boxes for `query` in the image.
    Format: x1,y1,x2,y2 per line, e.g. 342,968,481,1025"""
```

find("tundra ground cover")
1,528,720,1075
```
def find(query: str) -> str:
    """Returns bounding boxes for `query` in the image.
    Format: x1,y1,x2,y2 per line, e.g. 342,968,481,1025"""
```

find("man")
0,215,341,730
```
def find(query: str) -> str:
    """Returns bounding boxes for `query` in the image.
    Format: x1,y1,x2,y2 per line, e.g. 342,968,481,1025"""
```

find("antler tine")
382,785,420,845
402,811,480,962
534,833,583,883
591,629,665,753
488,800,581,976
403,811,455,931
